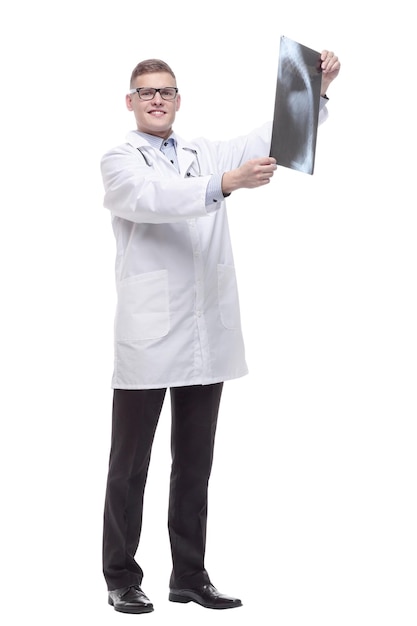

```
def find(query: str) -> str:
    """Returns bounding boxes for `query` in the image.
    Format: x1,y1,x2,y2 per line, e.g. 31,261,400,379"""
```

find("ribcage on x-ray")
270,37,322,174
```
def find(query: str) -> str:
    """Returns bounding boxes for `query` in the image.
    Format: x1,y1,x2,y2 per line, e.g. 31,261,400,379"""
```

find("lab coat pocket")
217,264,241,330
115,270,170,341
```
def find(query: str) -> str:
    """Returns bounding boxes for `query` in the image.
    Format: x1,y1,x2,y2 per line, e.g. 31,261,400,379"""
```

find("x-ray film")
270,36,323,174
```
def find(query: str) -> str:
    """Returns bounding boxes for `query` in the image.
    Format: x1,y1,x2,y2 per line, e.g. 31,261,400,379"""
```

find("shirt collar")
133,130,177,151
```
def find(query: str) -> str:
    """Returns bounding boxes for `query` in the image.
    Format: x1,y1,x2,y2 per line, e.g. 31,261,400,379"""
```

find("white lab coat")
101,103,326,389
101,123,273,389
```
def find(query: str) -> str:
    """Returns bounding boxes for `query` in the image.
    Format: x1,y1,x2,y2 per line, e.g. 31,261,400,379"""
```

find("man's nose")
152,91,163,104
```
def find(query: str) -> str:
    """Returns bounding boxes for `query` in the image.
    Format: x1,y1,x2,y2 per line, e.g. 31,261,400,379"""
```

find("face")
126,71,181,139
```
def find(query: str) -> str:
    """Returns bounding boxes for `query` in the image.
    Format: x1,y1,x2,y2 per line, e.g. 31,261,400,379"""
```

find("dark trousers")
102,382,223,591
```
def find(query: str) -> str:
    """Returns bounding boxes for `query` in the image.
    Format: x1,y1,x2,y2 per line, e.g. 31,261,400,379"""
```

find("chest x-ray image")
270,36,323,174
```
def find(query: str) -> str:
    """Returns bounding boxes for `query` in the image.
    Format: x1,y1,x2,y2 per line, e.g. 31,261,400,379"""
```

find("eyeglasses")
128,87,178,101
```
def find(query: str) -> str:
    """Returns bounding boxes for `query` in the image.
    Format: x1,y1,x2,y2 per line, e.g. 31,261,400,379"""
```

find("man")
101,52,341,614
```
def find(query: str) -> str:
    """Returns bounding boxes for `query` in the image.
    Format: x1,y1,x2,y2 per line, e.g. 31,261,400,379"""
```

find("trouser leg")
168,382,223,589
103,388,166,591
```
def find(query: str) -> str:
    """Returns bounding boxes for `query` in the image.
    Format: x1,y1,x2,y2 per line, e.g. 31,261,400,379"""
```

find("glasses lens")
138,88,156,100
160,88,177,100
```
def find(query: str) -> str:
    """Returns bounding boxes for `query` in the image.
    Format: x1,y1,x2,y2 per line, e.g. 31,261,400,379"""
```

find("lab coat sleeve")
198,99,328,172
195,122,273,173
318,97,329,123
101,145,213,224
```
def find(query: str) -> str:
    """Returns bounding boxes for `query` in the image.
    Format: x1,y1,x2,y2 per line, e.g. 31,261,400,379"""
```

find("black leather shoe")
169,583,242,609
108,585,154,614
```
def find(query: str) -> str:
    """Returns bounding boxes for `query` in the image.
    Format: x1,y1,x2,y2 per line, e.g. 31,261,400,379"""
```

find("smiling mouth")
149,110,166,116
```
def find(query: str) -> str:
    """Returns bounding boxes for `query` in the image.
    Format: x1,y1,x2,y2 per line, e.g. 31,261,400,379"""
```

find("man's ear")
126,94,134,111
175,94,181,112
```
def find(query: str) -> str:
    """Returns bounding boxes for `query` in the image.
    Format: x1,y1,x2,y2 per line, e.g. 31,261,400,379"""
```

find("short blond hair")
130,59,176,88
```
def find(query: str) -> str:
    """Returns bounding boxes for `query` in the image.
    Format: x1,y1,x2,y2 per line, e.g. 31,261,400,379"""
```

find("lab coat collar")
126,130,199,174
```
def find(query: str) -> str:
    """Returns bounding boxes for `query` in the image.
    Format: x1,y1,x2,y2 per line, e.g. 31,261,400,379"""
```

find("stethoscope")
137,146,202,177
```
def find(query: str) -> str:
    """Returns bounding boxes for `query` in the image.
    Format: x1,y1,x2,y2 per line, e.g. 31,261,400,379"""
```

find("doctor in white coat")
101,54,340,615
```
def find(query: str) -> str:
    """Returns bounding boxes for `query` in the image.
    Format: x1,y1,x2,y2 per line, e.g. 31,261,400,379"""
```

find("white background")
1,1,416,625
